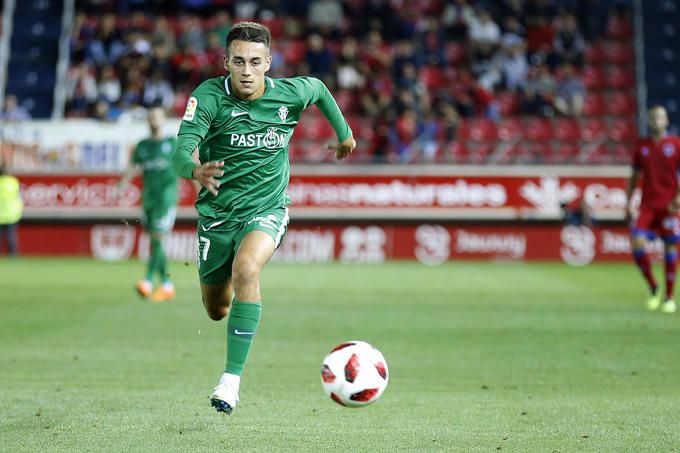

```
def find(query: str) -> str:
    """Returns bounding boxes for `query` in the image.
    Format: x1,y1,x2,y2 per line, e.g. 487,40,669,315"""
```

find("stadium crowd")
66,0,633,163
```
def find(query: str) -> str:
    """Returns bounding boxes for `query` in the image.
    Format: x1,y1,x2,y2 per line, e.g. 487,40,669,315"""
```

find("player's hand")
192,161,224,196
329,135,356,160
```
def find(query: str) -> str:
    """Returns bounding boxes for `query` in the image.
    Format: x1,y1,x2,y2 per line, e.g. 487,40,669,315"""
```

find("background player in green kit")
120,107,178,303
172,22,355,414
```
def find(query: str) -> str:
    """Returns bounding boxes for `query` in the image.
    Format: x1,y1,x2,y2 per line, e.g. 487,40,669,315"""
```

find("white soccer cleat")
661,299,677,314
210,374,240,414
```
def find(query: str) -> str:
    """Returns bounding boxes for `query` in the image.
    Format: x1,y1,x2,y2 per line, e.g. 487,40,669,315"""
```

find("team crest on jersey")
641,146,649,156
663,143,676,157
183,97,198,121
278,105,289,123
161,142,172,154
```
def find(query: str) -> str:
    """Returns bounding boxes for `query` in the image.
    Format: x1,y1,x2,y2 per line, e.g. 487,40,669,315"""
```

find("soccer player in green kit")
119,106,178,303
172,22,355,414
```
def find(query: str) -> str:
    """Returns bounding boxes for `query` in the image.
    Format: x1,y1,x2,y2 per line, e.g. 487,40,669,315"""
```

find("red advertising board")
15,223,647,265
16,166,632,220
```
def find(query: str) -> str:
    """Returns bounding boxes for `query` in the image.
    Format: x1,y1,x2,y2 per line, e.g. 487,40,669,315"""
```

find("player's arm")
172,93,224,196
118,145,141,189
625,168,639,223
301,77,356,160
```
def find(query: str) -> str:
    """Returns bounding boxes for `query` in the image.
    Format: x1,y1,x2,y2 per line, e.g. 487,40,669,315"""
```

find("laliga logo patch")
183,96,198,121
663,143,676,157
162,142,172,153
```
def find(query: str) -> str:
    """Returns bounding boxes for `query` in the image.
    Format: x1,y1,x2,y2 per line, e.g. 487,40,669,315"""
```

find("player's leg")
6,223,18,256
135,209,155,298
631,210,660,309
211,231,275,414
211,207,289,414
659,215,680,313
661,241,678,313
200,280,233,320
150,207,177,302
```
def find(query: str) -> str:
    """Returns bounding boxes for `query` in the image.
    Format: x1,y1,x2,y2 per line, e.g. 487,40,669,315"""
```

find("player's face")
648,107,669,135
148,107,165,131
224,40,272,100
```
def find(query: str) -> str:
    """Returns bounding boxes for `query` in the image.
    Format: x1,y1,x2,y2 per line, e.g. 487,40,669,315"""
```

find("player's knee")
206,306,228,321
232,259,261,286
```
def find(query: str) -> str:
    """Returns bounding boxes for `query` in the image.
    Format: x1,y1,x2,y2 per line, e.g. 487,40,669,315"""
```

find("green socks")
225,300,262,376
146,237,168,282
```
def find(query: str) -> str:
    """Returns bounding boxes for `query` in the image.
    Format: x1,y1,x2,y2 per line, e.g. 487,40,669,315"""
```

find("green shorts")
142,205,176,234
196,206,290,284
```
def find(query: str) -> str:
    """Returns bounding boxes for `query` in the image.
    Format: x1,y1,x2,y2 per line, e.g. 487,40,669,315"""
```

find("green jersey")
132,137,178,209
173,75,352,222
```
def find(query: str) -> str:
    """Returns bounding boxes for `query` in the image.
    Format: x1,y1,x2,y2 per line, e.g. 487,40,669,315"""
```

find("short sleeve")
178,82,219,139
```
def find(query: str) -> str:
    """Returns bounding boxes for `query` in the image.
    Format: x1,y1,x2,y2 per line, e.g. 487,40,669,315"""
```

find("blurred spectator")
417,17,446,66
86,13,126,65
66,62,98,116
526,16,554,66
521,63,556,117
336,38,365,91
470,42,502,91
469,9,501,49
554,63,585,117
143,69,175,110
502,41,529,91
151,16,177,54
91,99,121,121
501,16,526,49
1,95,32,122
361,30,392,74
97,64,122,105
307,0,343,37
0,161,23,257
305,34,334,80
442,0,475,39
553,13,586,67
208,10,232,43
179,15,207,54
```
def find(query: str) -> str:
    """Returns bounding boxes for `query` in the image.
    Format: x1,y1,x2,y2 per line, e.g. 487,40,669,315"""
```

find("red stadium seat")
604,42,634,64
553,119,581,142
610,119,637,142
581,66,607,90
545,143,579,164
467,119,498,142
611,144,633,164
608,92,636,116
580,145,611,164
523,118,553,142
465,143,494,164
497,92,520,116
608,67,635,90
497,118,523,141
582,119,607,142
261,17,284,38
585,43,605,65
583,93,606,116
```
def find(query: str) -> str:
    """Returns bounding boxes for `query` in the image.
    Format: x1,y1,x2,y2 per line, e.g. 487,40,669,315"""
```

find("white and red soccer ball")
320,340,389,407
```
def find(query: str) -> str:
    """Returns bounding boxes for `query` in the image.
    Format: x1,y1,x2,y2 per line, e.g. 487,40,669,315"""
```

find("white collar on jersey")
224,76,275,96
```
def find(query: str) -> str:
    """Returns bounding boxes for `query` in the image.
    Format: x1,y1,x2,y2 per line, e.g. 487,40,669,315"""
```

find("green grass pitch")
1,257,680,452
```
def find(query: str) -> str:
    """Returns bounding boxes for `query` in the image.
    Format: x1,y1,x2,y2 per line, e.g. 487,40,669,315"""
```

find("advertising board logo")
91,225,136,261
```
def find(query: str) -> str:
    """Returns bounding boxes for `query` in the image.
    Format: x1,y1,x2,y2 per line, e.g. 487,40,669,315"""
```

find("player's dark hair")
226,22,271,53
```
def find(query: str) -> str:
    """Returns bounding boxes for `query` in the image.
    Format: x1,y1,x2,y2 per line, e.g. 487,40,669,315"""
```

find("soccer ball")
320,340,389,407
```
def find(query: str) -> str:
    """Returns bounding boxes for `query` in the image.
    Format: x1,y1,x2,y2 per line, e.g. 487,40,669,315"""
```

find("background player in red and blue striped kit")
626,105,680,313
